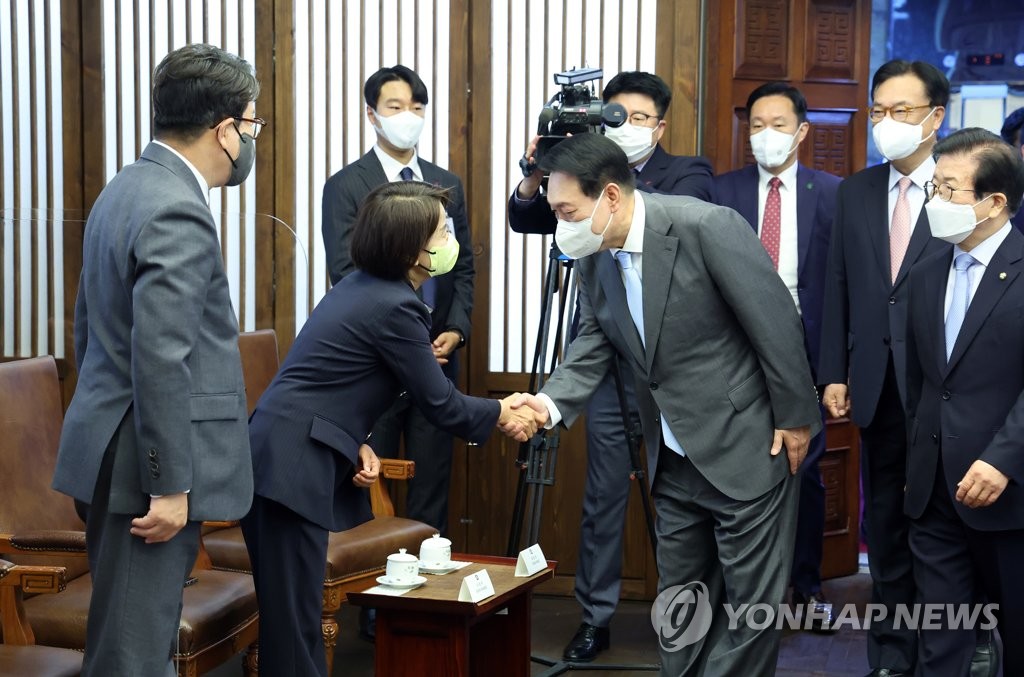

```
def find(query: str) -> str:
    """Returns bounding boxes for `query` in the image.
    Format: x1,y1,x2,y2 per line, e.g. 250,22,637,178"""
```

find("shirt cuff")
535,393,562,429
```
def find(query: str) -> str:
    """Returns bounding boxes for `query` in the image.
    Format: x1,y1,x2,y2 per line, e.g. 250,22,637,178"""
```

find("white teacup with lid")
385,548,419,584
418,533,453,568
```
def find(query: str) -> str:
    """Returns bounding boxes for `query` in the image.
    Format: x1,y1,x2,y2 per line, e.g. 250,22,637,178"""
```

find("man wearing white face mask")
322,65,477,639
507,71,714,663
904,128,1024,677
714,82,841,634
819,60,952,677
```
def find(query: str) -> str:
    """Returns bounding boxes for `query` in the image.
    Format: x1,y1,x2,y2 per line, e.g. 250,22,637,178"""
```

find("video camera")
520,67,627,176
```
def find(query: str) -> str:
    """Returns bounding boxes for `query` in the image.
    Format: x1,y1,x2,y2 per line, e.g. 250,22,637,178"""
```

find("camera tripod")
505,242,659,675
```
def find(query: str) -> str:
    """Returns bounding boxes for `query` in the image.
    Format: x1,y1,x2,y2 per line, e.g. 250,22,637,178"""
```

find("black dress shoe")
359,607,376,643
864,670,908,677
792,590,837,634
562,622,610,662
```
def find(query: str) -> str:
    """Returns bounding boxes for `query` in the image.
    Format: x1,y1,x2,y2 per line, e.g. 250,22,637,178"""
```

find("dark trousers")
82,426,200,677
240,494,330,677
791,420,827,597
575,369,638,627
859,359,918,673
653,449,799,677
910,455,1024,677
372,391,454,534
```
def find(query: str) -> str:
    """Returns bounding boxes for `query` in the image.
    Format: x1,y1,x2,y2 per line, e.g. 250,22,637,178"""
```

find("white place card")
515,544,547,577
361,585,412,597
458,569,496,603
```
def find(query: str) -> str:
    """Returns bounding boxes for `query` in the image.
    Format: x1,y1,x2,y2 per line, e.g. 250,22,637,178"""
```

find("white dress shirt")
757,162,801,314
373,144,422,182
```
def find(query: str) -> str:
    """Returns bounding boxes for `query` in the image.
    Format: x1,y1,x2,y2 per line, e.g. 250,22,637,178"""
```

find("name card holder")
458,569,496,603
515,544,547,577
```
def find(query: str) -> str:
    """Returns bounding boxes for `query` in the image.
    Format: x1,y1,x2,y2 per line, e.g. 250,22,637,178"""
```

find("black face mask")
223,123,255,186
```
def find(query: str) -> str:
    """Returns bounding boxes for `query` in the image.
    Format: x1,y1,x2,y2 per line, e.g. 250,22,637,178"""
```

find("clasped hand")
497,392,550,442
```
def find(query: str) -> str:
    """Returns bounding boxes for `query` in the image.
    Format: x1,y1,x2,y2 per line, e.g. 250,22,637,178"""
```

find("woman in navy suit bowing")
241,181,539,677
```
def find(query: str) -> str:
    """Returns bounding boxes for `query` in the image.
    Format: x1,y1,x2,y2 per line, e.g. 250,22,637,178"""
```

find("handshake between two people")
497,393,550,442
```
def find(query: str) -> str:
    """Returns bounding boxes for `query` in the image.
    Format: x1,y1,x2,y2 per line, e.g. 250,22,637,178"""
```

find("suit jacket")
52,142,253,521
539,193,821,500
905,228,1024,530
248,271,500,531
507,144,714,235
818,163,946,427
321,151,475,366
713,163,841,379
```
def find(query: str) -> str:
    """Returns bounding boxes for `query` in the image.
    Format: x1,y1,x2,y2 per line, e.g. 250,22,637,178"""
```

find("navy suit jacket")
905,227,1024,530
507,144,714,235
818,163,947,427
248,271,500,531
322,151,475,361
713,164,840,379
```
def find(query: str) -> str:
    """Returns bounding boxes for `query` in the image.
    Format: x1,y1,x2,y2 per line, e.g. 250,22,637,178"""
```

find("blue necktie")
945,252,977,361
400,166,437,310
613,250,685,456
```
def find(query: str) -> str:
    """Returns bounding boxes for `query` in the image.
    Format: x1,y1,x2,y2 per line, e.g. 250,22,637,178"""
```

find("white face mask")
749,128,798,169
872,107,936,161
373,109,425,150
924,194,993,244
603,123,656,164
555,187,613,259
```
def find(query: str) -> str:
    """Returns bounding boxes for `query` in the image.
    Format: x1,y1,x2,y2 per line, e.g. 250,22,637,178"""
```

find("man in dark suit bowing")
508,71,715,663
512,133,821,677
904,128,1024,676
322,65,475,541
714,82,840,633
819,60,951,677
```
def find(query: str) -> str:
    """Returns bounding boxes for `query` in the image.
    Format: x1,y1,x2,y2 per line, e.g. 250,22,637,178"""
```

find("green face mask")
420,237,459,277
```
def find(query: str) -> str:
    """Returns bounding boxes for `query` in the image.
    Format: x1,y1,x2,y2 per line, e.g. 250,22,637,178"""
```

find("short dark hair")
871,59,950,108
152,43,259,141
1000,107,1024,147
350,181,450,280
538,134,635,199
933,127,1024,215
745,82,808,124
364,65,429,109
603,71,672,118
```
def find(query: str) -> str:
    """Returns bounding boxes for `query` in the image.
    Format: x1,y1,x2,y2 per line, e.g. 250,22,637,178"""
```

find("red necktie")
761,177,781,270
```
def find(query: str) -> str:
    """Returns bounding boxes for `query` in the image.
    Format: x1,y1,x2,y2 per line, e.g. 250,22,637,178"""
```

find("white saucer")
418,561,459,574
375,575,427,589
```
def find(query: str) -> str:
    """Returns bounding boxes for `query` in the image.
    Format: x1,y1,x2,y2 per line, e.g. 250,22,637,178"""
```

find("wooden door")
704,0,873,578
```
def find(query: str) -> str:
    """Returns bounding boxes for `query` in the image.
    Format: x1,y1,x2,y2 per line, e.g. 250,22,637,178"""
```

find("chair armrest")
0,560,68,646
371,459,417,517
0,530,88,557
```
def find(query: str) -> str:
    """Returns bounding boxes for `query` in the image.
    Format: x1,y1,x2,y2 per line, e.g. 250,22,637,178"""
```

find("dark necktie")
400,165,437,310
760,177,781,270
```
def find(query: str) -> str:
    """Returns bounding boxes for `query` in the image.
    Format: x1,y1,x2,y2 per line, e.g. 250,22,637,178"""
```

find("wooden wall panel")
805,0,857,82
735,0,789,80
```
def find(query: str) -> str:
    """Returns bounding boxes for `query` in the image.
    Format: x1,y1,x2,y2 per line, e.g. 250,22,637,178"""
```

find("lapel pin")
999,272,1007,280
805,182,813,190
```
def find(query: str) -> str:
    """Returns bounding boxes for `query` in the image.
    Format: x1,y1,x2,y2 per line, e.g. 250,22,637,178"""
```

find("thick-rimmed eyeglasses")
234,116,268,139
925,180,976,202
628,112,660,126
868,104,931,123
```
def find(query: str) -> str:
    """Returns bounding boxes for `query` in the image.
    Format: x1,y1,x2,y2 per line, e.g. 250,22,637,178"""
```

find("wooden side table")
347,554,555,676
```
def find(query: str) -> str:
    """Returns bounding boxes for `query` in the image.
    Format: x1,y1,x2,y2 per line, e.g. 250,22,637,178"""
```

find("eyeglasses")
234,116,268,139
867,104,931,123
924,180,976,202
628,112,660,126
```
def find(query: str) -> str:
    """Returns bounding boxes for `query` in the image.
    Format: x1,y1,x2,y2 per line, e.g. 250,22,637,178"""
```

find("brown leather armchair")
202,330,438,674
0,356,259,676
0,559,82,677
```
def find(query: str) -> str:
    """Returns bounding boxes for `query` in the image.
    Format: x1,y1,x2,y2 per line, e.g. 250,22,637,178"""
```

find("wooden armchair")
0,560,82,676
0,356,259,676
202,330,438,674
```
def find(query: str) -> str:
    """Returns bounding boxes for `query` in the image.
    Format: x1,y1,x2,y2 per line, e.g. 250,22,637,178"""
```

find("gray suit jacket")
540,193,821,501
53,142,253,521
